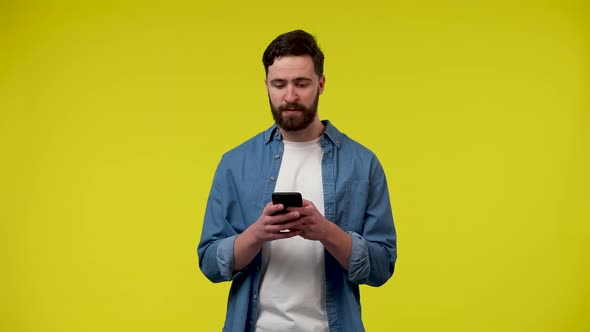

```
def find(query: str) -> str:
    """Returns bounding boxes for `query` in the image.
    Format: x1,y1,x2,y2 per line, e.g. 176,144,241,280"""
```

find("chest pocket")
337,180,370,233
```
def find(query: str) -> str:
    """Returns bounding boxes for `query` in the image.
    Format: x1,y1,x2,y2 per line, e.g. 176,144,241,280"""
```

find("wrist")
319,219,337,243
242,226,264,250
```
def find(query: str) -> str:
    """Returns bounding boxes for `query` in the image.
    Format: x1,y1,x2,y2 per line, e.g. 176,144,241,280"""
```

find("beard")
269,93,319,131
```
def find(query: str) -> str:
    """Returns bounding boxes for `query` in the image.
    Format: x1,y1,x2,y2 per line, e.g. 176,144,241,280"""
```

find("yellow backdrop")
1,0,588,331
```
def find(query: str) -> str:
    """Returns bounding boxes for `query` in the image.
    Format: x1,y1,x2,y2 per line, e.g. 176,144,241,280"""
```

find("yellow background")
1,0,588,331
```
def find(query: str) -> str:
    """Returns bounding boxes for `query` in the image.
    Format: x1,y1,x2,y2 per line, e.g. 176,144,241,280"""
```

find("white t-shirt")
255,138,329,332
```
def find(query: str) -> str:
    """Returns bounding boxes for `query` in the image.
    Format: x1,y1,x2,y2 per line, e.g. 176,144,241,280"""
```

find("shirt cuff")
347,231,370,283
216,235,238,281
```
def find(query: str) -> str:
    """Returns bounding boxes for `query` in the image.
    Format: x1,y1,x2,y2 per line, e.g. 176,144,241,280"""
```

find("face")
266,55,325,131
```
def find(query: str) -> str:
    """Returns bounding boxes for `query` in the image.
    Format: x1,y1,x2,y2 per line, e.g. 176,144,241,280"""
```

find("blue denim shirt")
198,120,397,332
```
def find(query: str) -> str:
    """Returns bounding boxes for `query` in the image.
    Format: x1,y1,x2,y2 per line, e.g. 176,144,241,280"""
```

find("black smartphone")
271,192,303,215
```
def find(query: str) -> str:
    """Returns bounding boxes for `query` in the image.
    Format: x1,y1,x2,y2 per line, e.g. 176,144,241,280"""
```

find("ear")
318,75,326,95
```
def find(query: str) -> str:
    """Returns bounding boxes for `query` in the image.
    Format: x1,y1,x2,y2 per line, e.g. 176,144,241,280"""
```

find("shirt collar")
264,120,342,149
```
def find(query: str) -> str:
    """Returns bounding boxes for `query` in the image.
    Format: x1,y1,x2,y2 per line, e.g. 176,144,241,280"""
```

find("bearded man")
198,30,397,332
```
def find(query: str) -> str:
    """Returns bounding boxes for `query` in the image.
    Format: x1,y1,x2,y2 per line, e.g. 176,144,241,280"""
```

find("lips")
280,103,305,112
282,109,302,114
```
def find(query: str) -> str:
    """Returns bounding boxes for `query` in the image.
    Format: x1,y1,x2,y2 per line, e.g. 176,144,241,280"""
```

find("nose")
283,85,298,103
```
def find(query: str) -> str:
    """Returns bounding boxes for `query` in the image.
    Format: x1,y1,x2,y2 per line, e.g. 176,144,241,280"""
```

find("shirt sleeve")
347,231,370,280
215,235,238,280
197,158,244,283
345,158,397,286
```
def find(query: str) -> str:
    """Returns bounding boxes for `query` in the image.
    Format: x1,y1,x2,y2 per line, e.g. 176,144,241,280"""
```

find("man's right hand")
249,202,304,242
232,202,303,271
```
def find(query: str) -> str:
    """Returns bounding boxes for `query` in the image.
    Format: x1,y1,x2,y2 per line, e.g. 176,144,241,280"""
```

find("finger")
270,211,300,225
264,202,284,216
294,201,317,216
266,219,302,235
286,206,304,213
287,207,309,219
277,220,307,234
301,199,314,208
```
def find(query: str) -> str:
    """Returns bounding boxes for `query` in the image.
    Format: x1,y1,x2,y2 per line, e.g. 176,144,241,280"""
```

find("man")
198,30,397,332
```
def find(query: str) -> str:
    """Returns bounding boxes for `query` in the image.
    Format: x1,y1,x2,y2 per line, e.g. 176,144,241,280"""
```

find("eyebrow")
269,77,313,83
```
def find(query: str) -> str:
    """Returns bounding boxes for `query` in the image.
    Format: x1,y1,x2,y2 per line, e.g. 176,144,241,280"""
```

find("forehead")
267,55,316,80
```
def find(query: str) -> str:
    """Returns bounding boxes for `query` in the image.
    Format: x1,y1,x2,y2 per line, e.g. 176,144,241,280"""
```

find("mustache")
278,103,306,111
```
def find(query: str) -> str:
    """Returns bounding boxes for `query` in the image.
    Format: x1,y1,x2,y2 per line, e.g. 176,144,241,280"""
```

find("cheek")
269,97,282,109
268,91,282,104
301,91,318,105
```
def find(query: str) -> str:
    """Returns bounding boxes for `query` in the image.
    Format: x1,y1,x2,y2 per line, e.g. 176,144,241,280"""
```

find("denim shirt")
198,120,397,332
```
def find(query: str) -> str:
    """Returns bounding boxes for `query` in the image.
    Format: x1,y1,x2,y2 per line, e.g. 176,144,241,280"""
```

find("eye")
270,80,286,89
296,82,310,88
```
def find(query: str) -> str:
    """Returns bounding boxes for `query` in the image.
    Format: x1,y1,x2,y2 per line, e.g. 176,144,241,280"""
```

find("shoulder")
341,133,376,158
341,133,384,177
325,120,378,160
218,125,276,165
325,121,386,179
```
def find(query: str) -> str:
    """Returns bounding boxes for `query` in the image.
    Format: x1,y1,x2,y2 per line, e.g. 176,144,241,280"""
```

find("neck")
279,117,324,142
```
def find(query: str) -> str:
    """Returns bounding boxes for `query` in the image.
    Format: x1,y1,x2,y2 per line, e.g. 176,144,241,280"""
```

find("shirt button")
270,176,276,181
274,153,280,159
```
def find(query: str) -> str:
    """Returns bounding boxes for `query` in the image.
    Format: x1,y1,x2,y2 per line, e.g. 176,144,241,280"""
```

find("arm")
292,200,352,271
292,157,396,285
291,168,396,286
346,160,397,286
197,163,306,281
320,222,352,270
233,203,304,271
197,165,237,283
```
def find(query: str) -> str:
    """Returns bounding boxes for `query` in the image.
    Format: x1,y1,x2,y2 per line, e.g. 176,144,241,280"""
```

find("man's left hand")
289,199,332,241
289,199,352,270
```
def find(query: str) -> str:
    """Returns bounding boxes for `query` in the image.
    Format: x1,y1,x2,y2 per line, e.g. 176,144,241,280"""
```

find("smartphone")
271,192,303,215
